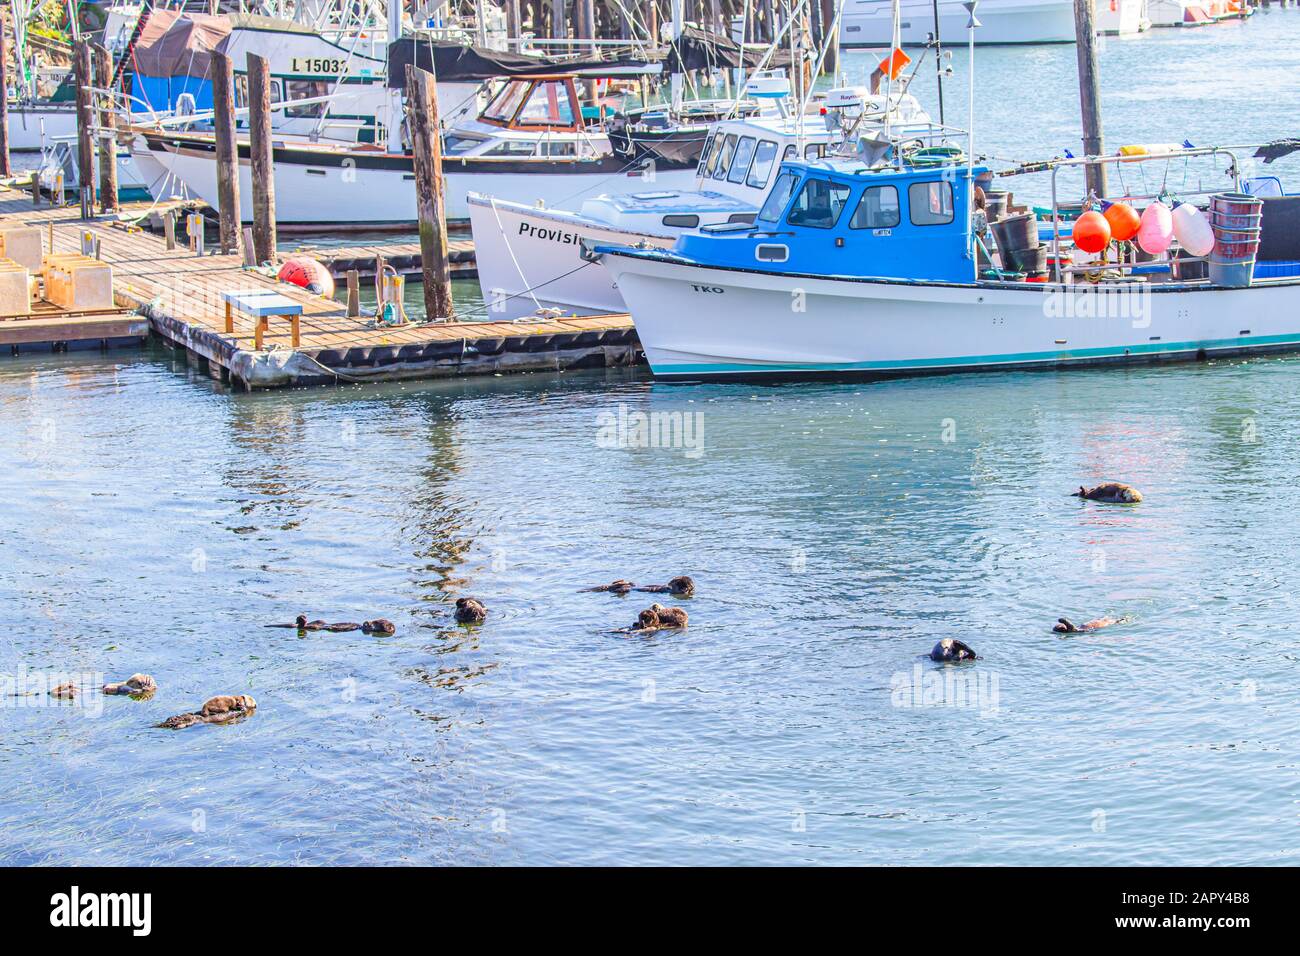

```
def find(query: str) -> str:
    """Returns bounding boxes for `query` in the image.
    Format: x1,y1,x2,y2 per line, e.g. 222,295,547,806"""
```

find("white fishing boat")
840,0,1077,46
592,141,1300,380
469,78,934,318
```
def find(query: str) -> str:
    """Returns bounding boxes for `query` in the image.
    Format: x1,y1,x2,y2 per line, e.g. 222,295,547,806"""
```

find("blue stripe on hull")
652,333,1300,376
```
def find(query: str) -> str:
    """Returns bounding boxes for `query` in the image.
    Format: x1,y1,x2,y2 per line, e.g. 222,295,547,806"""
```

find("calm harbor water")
3,14,1300,866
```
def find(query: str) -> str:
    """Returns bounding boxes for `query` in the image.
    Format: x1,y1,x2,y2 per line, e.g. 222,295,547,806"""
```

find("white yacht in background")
840,0,1077,46
469,78,937,319
1097,0,1151,36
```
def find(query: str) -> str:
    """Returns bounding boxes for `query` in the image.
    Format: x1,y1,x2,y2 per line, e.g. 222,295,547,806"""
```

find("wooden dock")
0,185,641,389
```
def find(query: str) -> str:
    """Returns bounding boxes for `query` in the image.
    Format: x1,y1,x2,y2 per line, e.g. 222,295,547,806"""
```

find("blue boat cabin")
673,159,983,284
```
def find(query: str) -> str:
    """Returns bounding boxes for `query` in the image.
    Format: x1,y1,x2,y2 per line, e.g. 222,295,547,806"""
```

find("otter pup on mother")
928,639,978,662
159,695,257,730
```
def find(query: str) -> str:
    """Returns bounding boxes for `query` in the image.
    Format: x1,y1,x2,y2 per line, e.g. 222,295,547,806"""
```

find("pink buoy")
278,256,335,297
1136,201,1174,256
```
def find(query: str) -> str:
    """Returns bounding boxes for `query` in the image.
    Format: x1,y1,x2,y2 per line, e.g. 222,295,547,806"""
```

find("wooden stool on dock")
220,290,304,350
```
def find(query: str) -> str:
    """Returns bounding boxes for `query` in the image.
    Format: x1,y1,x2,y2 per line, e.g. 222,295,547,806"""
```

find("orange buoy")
277,256,335,297
1071,210,1112,254
1103,202,1141,242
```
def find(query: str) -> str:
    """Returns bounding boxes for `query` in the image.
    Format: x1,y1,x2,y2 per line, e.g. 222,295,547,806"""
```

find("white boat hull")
840,0,1078,46
6,106,79,152
468,197,677,318
599,251,1300,378
140,136,698,226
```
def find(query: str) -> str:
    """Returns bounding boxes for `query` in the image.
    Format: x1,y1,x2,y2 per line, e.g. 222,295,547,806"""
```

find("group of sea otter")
582,576,695,633
45,674,258,729
928,481,1143,662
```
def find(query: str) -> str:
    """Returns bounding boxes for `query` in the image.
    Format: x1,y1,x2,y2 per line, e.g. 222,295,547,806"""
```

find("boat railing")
1047,145,1247,282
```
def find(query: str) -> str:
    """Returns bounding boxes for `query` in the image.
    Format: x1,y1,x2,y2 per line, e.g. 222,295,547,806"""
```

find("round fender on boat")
1102,202,1141,242
1137,201,1175,256
278,256,336,298
1072,211,1112,254
1171,202,1216,257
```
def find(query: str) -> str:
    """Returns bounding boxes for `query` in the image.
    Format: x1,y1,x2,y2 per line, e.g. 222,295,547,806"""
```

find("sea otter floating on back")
1054,616,1127,633
1072,483,1143,503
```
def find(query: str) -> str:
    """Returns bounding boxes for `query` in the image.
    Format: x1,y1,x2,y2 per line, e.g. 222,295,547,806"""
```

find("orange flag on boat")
878,48,912,82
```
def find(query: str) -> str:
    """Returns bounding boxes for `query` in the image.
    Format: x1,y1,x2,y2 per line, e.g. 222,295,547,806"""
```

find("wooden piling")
346,269,361,317
1072,0,1108,197
576,0,597,55
0,19,11,178
246,52,277,265
506,0,522,49
91,44,119,213
73,42,96,218
819,0,838,75
211,51,243,256
404,64,454,321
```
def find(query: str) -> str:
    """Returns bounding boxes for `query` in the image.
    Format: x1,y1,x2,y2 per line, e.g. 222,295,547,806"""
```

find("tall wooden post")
576,0,597,54
74,41,96,217
211,51,242,255
506,0,522,49
0,19,12,178
91,44,119,213
819,0,838,75
246,52,277,264
1073,0,1108,197
404,64,454,321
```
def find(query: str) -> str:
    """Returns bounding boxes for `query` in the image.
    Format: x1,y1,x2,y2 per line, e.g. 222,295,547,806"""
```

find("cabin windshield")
483,80,529,122
756,171,798,223
517,81,575,126
786,177,851,229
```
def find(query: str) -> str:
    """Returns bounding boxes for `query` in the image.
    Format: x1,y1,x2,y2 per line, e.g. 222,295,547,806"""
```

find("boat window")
702,133,725,178
756,244,790,263
908,181,955,225
285,79,329,118
483,80,530,122
727,136,758,184
540,140,578,157
746,140,779,189
233,75,282,108
849,185,901,229
485,140,538,157
804,143,825,160
517,81,575,126
756,171,798,223
663,214,700,228
697,132,717,176
443,134,482,155
783,144,798,161
713,134,738,180
786,177,851,229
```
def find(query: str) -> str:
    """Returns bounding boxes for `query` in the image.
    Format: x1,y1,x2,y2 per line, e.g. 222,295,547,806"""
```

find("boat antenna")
964,0,979,272
931,0,945,126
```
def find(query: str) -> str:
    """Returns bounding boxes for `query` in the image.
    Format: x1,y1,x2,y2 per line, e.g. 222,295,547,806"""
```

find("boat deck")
0,186,641,389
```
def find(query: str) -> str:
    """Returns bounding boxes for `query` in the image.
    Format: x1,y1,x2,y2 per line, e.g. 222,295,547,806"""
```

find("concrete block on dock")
42,253,115,312
0,227,44,272
0,258,33,318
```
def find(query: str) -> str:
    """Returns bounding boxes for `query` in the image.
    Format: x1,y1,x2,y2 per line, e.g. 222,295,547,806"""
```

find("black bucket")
984,189,1010,222
1007,243,1048,276
991,212,1038,258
